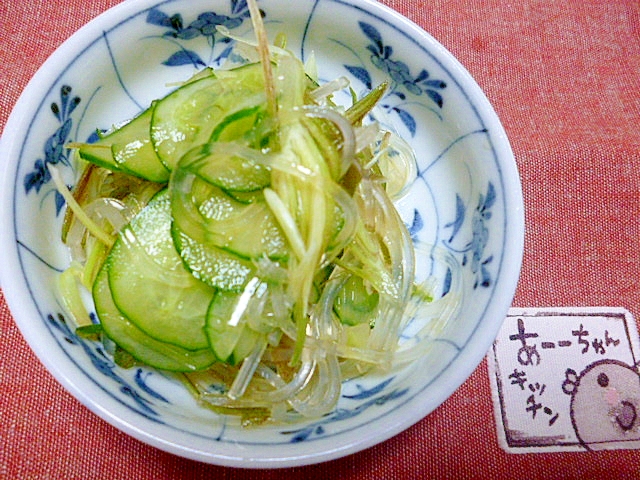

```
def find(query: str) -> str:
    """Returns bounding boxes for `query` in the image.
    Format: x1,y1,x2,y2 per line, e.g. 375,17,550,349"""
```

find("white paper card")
488,307,640,453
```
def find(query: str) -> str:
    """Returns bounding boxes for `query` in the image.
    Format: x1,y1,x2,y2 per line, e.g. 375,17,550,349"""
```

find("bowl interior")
0,0,523,468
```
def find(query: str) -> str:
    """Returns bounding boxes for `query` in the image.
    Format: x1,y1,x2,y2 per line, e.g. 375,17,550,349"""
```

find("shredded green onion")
49,165,114,247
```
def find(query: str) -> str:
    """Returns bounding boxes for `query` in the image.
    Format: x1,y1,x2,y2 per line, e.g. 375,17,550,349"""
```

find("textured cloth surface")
2,0,640,478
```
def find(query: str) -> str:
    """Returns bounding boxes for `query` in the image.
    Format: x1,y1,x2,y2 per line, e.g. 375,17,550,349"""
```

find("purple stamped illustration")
488,307,640,453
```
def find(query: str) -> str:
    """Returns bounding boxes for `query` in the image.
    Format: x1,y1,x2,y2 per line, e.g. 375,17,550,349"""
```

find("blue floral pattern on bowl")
23,85,81,215
2,0,523,467
343,21,448,136
146,1,252,67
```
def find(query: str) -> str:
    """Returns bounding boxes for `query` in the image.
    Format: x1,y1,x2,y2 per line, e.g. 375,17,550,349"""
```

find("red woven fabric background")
2,0,640,478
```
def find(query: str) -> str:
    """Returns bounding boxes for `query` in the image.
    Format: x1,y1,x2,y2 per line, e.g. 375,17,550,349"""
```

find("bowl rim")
0,0,524,468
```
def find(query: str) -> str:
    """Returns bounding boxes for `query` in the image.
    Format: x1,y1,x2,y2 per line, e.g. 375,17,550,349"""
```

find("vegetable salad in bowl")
0,0,523,467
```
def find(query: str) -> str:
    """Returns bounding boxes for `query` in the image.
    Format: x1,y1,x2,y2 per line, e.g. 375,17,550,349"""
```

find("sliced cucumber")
171,226,256,292
209,104,268,145
79,106,170,183
107,190,214,350
171,168,287,261
151,62,266,171
78,143,125,174
93,268,216,372
178,141,271,192
204,290,263,365
333,274,379,326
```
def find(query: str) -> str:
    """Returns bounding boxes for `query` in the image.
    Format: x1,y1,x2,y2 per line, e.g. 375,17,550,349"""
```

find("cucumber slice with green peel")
230,328,262,365
333,275,380,326
78,143,126,174
178,141,271,192
171,168,288,260
111,106,171,183
79,106,170,183
209,104,269,146
93,268,216,372
204,289,264,365
107,190,214,350
150,62,266,171
171,226,256,292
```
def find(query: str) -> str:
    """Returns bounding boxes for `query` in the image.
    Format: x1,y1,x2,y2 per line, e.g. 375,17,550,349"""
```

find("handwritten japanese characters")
489,308,640,453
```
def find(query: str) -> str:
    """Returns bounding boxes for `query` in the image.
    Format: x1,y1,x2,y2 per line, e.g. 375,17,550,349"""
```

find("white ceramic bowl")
0,0,524,468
